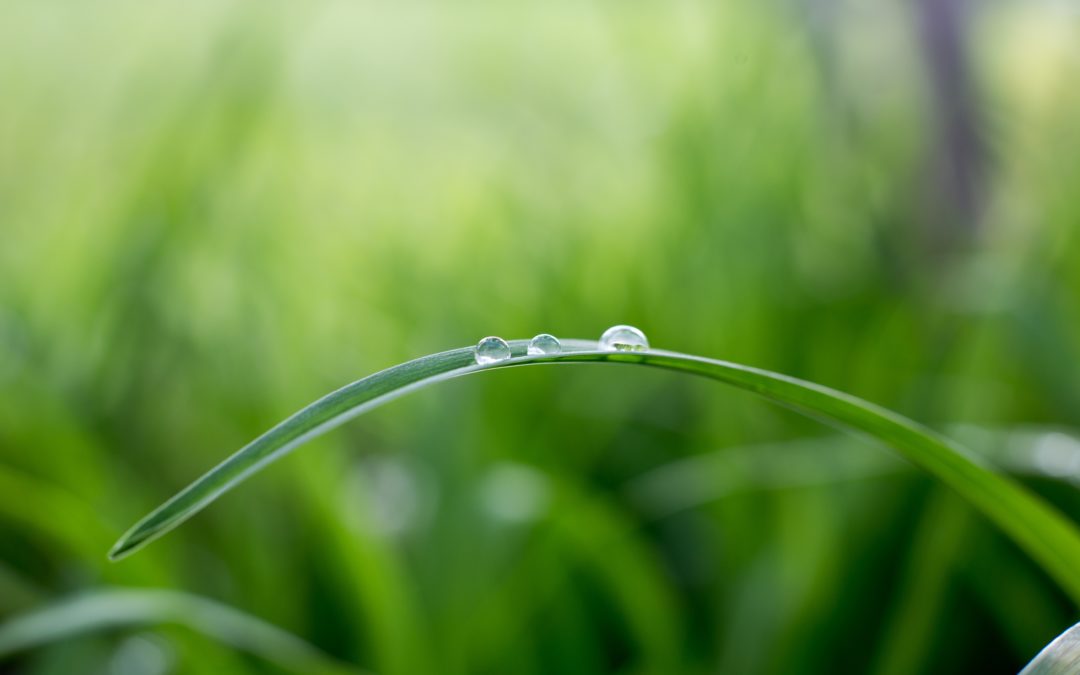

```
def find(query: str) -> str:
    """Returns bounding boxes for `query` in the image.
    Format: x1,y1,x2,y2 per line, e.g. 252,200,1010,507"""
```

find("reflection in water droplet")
475,336,512,364
599,325,649,352
527,333,562,355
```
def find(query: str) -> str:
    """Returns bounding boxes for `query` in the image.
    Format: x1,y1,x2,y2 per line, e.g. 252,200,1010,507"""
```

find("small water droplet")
527,333,562,355
475,336,512,364
599,324,649,352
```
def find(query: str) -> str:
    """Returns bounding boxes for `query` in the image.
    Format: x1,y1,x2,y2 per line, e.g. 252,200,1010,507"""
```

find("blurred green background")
2,0,1080,673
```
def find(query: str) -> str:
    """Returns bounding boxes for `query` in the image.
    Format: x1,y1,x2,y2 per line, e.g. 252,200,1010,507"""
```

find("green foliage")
4,0,1080,673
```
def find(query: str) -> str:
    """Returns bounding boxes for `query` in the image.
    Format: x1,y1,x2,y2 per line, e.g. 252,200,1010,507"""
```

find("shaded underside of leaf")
108,339,1080,608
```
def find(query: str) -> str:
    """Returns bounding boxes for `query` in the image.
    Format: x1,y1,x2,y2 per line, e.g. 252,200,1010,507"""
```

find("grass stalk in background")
0,588,365,675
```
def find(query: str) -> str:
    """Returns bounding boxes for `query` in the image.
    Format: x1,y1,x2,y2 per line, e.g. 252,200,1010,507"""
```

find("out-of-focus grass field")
2,0,1080,673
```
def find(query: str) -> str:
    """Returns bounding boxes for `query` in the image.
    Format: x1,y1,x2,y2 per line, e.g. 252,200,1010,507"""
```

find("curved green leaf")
108,339,1080,606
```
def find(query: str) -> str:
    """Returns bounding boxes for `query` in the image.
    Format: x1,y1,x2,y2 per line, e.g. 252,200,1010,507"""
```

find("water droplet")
599,324,649,352
475,336,512,364
527,333,562,355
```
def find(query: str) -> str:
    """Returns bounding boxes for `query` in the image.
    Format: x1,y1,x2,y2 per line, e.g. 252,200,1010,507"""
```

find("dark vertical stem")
915,0,984,256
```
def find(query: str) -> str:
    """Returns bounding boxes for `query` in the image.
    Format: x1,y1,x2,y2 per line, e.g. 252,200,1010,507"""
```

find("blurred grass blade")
1021,622,1080,675
109,339,1080,605
0,563,43,614
626,435,906,517
0,588,365,674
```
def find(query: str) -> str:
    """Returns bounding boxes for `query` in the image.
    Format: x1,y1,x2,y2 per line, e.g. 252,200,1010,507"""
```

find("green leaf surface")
1021,622,1080,675
0,588,365,674
108,339,1080,606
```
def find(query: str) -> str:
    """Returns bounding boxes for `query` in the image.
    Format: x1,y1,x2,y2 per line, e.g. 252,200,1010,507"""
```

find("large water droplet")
599,324,649,352
527,333,562,355
475,336,512,364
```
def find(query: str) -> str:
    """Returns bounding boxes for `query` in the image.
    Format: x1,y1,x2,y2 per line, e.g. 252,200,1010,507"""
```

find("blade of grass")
0,563,44,614
108,339,1080,606
625,435,906,518
1021,621,1080,675
0,588,366,675
870,488,970,675
294,453,430,675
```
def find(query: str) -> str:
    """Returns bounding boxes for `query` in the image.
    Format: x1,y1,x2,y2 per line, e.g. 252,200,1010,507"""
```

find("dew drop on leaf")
599,325,649,352
527,334,562,355
475,336,512,364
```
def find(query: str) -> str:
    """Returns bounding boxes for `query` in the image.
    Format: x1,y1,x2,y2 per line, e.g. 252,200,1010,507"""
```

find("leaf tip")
107,539,133,562
107,526,151,562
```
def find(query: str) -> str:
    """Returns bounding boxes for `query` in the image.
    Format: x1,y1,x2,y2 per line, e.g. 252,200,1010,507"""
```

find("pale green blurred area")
2,0,1080,673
